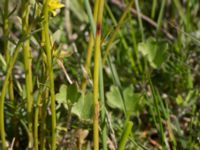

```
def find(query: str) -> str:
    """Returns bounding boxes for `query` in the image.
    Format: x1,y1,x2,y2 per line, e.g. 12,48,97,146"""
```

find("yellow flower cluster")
48,0,65,16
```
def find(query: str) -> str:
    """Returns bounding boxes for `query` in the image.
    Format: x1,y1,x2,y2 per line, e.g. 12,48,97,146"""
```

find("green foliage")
138,37,168,68
72,92,93,121
56,84,93,121
106,85,144,114
0,0,200,149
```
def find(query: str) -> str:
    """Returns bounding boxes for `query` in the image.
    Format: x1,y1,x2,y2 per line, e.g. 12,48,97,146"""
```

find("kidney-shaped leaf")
56,84,81,109
106,85,144,114
106,86,124,111
67,84,81,104
123,85,143,113
138,37,168,68
72,92,93,121
56,84,68,109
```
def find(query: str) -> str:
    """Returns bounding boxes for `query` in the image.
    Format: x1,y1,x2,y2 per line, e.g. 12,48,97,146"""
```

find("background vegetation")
0,0,200,149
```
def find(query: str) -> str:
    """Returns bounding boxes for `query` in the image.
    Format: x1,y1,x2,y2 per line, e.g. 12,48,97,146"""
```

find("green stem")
81,0,99,93
0,42,22,150
84,0,96,37
40,89,48,150
39,34,49,150
21,1,33,148
81,33,94,92
149,80,166,148
151,0,157,19
42,0,56,149
93,0,105,149
3,0,9,62
102,0,134,65
104,2,140,75
99,56,107,150
156,0,166,33
83,1,107,149
118,121,133,150
3,0,15,120
3,0,16,139
135,0,144,41
34,88,43,150
173,0,188,31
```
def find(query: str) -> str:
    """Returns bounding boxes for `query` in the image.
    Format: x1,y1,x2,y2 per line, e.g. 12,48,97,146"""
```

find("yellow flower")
48,0,65,16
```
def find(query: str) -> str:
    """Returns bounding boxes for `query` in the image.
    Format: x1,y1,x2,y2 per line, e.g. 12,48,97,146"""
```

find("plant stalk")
118,121,133,150
151,0,157,19
3,0,15,103
93,0,105,149
81,0,99,93
3,0,16,140
34,88,43,150
102,0,134,65
0,43,22,150
156,0,166,33
42,0,57,149
40,89,48,150
21,0,33,148
99,56,107,150
135,0,144,41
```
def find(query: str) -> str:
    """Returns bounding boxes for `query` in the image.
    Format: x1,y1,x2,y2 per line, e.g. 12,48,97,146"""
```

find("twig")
9,138,15,150
57,59,73,84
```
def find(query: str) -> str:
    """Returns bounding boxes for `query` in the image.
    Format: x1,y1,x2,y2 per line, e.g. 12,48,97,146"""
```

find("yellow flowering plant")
48,0,65,16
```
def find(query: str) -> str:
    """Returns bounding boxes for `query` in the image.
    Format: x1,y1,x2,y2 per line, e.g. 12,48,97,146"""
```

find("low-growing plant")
0,0,200,150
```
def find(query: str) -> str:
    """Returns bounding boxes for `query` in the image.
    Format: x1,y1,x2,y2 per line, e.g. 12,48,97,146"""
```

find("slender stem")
93,0,105,149
118,121,133,150
3,0,9,62
103,1,141,75
3,0,14,102
151,0,157,19
135,0,144,41
21,1,33,148
81,33,94,92
149,80,166,148
81,0,99,93
40,89,48,150
172,0,188,31
3,0,16,140
99,56,107,150
129,21,143,74
156,0,166,33
83,1,107,149
42,0,56,149
39,29,48,150
84,0,96,37
110,0,174,40
34,99,40,150
0,43,22,150
34,88,43,150
3,0,16,128
65,0,72,39
102,0,134,65
186,1,191,31
34,83,47,150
